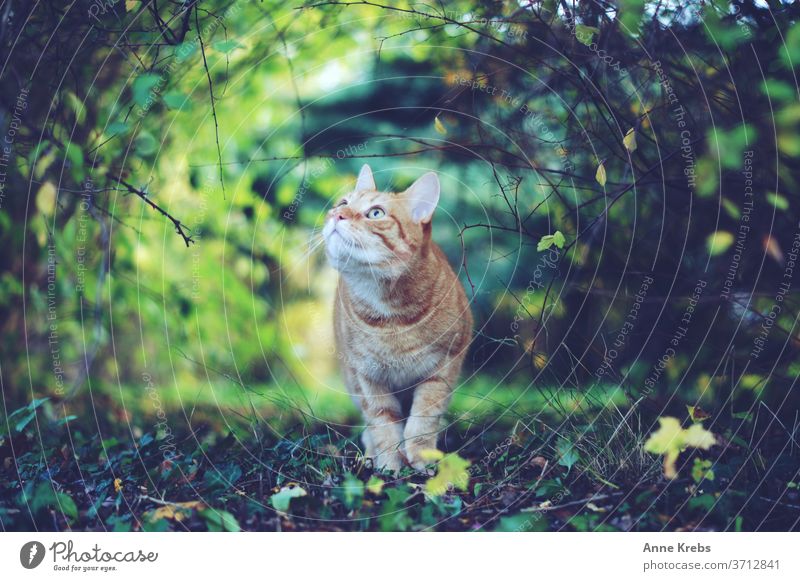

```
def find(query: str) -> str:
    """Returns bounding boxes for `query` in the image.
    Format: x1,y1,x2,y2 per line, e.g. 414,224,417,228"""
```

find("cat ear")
355,164,376,192
407,172,440,223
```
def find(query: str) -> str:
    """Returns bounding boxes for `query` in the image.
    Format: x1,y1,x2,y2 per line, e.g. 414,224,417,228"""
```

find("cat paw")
405,447,437,475
372,451,404,474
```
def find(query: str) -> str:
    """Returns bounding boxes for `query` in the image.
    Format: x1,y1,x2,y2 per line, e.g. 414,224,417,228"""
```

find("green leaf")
494,513,548,532
15,412,37,433
31,482,78,520
767,192,789,211
366,475,384,495
64,91,86,125
434,116,447,135
201,508,241,532
106,121,130,137
270,485,307,512
13,397,50,433
623,127,637,152
213,40,244,54
538,231,565,252
64,143,84,182
595,161,607,186
687,493,716,512
132,73,161,108
706,231,734,256
618,0,645,37
721,198,740,220
162,92,191,112
691,458,715,483
337,473,364,509
574,24,599,46
556,438,579,471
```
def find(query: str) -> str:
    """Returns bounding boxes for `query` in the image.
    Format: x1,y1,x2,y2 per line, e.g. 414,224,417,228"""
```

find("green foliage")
270,485,307,513
2,0,800,533
537,231,565,252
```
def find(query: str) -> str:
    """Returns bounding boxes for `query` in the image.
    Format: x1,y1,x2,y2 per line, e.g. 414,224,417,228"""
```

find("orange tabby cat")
324,164,473,472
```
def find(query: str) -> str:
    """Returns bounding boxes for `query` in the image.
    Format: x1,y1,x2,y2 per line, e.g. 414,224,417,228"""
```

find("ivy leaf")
596,161,607,186
434,116,447,135
270,484,307,512
691,458,715,483
623,127,637,152
552,230,566,249
338,473,364,509
644,417,716,479
366,475,384,495
425,452,471,496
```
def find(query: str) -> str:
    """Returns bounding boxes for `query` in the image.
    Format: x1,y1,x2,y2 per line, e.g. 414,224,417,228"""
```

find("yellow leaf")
419,448,444,462
683,424,716,450
113,478,122,493
644,417,683,455
644,417,716,479
366,475,384,495
623,127,637,152
146,501,204,522
595,161,607,186
425,452,471,496
36,181,58,216
707,231,734,256
434,116,447,135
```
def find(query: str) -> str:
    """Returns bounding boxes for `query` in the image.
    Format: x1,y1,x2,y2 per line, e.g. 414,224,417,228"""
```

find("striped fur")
324,166,473,472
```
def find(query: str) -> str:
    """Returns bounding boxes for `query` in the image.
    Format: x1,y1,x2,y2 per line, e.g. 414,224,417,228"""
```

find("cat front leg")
404,375,453,472
356,375,406,472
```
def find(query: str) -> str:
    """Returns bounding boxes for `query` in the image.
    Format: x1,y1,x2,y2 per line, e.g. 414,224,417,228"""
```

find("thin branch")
118,179,194,246
195,5,226,198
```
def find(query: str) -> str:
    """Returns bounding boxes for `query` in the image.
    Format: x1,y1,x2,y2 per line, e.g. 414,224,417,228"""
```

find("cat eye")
336,199,348,207
366,207,385,219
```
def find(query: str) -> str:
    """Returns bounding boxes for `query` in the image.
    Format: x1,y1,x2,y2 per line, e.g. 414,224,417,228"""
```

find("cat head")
323,164,440,276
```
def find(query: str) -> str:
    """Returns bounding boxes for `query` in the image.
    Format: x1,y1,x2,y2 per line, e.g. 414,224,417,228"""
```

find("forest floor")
2,395,799,532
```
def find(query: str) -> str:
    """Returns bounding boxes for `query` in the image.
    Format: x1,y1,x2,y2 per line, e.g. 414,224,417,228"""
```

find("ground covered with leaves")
2,397,799,532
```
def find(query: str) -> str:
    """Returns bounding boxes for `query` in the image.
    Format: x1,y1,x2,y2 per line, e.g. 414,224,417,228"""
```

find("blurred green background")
2,0,800,443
